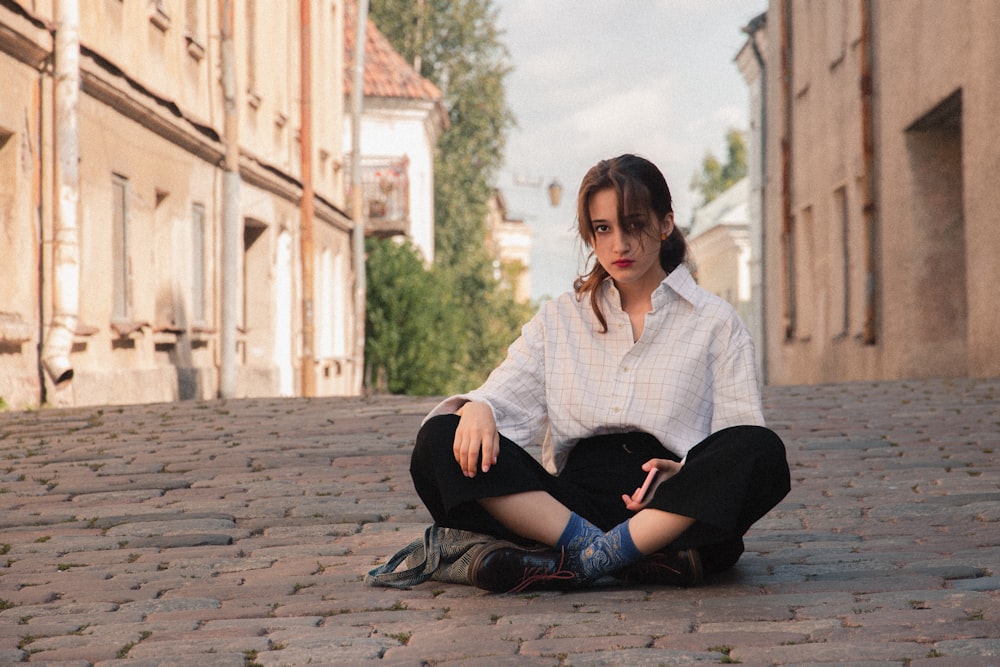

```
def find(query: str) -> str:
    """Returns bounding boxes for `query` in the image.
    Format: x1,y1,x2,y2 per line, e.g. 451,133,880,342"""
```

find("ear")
662,212,675,238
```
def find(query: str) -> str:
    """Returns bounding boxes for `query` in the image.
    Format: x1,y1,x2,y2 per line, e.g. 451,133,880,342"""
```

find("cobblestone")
0,379,998,665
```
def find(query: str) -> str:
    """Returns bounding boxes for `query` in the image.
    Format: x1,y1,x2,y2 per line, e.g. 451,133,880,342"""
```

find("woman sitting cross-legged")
409,154,791,593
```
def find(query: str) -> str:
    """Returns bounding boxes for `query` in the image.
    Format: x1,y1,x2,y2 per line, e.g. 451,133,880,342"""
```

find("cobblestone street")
1,378,998,666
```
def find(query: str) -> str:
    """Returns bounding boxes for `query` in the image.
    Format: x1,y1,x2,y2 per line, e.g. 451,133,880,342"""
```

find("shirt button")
612,407,621,413
622,366,630,372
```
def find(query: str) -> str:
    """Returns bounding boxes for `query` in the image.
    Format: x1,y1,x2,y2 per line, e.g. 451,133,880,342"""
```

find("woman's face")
588,187,673,295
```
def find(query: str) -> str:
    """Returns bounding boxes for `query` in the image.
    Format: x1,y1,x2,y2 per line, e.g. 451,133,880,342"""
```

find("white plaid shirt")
425,265,765,473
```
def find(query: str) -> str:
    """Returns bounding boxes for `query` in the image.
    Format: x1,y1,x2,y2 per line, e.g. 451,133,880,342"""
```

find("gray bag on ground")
364,524,495,588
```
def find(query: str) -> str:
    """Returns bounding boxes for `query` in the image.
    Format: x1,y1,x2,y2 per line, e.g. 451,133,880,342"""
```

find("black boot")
616,548,703,587
468,541,584,593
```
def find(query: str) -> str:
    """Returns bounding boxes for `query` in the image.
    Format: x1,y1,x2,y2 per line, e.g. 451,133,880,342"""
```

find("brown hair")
573,154,687,332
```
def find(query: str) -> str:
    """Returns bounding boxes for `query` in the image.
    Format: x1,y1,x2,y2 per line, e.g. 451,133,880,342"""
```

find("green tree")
364,238,463,395
365,0,529,394
690,128,747,205
370,0,515,269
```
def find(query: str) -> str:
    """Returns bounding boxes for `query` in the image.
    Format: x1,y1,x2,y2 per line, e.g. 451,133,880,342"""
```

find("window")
185,0,205,60
318,245,349,359
832,187,850,337
904,90,967,367
344,155,411,237
783,216,797,341
242,218,267,334
246,0,259,105
794,205,815,342
149,0,171,31
191,203,206,323
112,175,130,320
332,248,348,358
791,0,814,98
826,0,846,68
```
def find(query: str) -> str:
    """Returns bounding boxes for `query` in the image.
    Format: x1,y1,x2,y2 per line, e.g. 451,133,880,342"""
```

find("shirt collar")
600,263,704,311
655,264,704,309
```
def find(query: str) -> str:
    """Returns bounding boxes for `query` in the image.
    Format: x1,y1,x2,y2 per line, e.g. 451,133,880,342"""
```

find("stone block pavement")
0,377,998,666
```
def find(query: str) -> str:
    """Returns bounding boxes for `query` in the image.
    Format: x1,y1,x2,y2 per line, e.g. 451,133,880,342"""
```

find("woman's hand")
621,458,684,511
454,401,500,477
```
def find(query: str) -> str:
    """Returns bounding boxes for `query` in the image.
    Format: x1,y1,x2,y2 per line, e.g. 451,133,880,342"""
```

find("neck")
615,271,666,312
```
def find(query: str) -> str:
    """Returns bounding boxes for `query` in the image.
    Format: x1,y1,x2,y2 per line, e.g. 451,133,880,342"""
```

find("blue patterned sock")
576,519,644,580
556,512,603,558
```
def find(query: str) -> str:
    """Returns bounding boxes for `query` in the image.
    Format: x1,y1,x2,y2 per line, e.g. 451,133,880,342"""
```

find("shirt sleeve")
709,315,766,431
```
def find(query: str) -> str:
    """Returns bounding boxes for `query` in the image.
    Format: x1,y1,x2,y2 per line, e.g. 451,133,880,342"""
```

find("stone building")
745,1,1000,384
686,178,754,340
0,0,358,409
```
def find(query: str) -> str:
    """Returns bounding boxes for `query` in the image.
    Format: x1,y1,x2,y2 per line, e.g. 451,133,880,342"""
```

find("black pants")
410,415,790,574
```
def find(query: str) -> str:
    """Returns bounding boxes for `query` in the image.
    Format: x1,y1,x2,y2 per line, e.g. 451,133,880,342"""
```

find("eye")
593,223,610,234
622,216,645,234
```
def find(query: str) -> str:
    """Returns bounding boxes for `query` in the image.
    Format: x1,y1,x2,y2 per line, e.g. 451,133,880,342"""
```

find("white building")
486,190,533,304
343,4,447,265
687,179,754,332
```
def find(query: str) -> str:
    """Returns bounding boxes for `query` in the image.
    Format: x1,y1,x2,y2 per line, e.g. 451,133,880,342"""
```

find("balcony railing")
345,155,410,237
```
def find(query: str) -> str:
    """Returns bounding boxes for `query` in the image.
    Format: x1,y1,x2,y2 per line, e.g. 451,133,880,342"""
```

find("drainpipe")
219,0,240,397
779,0,794,342
747,28,768,186
859,0,878,345
744,18,768,383
299,0,316,396
349,0,368,395
41,0,81,387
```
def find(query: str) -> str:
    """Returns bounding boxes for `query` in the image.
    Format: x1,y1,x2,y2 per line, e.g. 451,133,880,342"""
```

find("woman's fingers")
453,421,499,477
453,402,499,477
624,458,686,510
483,431,499,473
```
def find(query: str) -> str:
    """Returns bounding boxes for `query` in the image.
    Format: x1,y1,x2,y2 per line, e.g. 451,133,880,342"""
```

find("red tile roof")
343,2,442,102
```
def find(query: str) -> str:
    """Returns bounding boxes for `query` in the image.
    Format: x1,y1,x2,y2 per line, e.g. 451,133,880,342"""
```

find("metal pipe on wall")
33,65,47,403
779,0,794,342
859,0,878,345
746,19,768,384
41,0,81,387
219,0,241,398
349,0,369,395
299,0,316,396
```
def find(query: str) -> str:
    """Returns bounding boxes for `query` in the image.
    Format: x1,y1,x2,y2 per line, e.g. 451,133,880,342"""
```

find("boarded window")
191,203,206,323
185,0,206,60
246,0,257,96
112,175,130,320
832,186,850,337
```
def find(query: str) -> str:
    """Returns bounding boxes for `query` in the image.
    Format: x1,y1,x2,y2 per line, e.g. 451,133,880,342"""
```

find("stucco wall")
0,53,44,409
0,1,356,409
762,0,1000,384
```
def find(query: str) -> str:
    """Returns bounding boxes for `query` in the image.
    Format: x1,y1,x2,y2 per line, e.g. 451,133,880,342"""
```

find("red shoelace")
506,548,578,594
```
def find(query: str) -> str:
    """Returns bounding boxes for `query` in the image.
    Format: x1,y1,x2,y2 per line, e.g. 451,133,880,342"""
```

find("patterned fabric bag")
364,524,496,588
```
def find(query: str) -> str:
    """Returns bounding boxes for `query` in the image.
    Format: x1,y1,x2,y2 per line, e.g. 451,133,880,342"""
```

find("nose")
612,228,631,253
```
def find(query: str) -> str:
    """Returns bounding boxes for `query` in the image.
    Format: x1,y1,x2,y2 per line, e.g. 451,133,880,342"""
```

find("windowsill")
0,313,34,344
185,35,205,61
111,320,149,338
74,324,100,338
153,324,182,346
149,6,170,32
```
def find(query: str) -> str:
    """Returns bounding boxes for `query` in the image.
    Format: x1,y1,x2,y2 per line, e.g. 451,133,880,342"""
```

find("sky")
492,0,767,301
